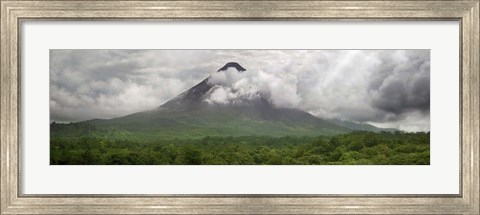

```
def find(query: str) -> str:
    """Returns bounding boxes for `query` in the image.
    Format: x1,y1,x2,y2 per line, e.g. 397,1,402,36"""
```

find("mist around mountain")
327,119,398,133
50,62,430,165
53,62,397,140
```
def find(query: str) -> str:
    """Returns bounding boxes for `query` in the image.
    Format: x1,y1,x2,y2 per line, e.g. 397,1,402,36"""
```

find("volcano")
217,62,246,72
56,62,393,140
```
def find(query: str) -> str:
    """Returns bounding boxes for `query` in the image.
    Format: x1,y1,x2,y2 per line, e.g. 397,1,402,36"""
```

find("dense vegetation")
50,124,429,165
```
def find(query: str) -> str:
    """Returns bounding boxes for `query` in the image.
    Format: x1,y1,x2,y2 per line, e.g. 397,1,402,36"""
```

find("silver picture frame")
1,0,478,214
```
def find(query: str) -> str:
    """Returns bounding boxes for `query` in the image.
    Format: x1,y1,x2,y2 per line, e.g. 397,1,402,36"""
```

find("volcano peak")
217,62,246,72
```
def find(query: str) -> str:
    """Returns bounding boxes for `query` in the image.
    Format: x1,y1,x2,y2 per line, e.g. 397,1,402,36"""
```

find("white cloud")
206,66,301,108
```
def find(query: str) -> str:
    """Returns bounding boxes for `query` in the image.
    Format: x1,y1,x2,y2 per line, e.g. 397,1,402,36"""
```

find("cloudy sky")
50,50,430,131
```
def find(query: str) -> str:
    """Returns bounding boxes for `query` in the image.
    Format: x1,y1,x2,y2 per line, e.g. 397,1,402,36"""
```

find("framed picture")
1,0,478,214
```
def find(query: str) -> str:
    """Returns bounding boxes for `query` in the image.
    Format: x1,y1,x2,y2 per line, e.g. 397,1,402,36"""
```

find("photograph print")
50,50,430,165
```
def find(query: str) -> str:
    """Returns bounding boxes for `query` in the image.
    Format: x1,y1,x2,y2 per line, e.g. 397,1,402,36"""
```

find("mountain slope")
87,95,351,139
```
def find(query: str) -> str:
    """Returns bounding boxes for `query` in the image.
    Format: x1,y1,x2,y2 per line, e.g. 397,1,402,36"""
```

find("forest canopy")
50,125,429,165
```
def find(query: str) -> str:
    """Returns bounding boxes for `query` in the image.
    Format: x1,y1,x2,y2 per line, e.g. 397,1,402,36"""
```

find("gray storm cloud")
50,49,430,131
368,51,430,116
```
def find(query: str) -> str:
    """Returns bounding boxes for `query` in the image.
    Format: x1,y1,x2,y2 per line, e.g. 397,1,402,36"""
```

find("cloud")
368,51,430,116
206,67,300,107
50,50,430,131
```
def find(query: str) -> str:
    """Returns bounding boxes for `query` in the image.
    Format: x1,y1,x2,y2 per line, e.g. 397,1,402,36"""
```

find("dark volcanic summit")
217,62,246,72
161,62,247,110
